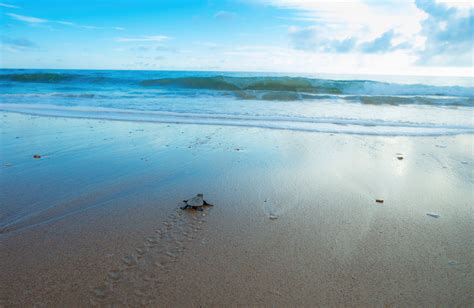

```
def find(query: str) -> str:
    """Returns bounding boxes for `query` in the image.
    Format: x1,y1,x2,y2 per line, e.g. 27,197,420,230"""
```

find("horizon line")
1,67,473,79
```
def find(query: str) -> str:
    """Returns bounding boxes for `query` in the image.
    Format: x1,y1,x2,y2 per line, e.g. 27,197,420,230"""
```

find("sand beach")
1,111,472,306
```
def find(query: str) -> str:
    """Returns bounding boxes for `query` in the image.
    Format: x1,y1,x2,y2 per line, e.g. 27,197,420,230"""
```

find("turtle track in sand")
89,207,210,306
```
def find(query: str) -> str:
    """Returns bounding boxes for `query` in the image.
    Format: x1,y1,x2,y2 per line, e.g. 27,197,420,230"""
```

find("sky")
0,0,472,76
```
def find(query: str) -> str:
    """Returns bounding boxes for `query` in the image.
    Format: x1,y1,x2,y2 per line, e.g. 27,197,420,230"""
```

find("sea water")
0,69,472,136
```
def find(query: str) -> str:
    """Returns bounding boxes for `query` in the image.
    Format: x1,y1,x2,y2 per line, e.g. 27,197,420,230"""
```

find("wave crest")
141,76,344,94
1,72,473,102
140,76,474,98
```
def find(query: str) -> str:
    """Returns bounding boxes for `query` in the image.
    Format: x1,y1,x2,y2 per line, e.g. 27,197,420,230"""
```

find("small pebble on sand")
376,199,384,203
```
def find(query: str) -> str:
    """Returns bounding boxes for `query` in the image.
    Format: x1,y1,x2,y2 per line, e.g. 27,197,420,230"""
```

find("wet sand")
0,111,473,306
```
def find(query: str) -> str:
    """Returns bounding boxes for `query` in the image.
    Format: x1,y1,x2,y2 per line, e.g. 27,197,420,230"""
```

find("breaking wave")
1,73,472,104
140,76,474,98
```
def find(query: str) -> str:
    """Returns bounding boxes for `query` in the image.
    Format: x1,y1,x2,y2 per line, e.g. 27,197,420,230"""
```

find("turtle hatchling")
181,193,213,211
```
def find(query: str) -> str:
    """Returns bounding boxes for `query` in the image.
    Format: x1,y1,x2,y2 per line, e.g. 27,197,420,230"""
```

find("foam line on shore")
1,104,472,136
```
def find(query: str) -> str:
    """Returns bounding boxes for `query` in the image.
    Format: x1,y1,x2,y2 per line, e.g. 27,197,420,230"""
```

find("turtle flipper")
203,200,213,207
180,204,190,210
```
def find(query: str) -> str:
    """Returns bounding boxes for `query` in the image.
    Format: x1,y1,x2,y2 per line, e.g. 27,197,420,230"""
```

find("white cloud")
415,0,473,66
185,43,470,76
156,43,420,75
0,2,19,8
6,13,123,31
214,11,237,20
57,21,75,26
1,36,38,52
115,35,170,42
7,13,47,23
257,0,472,70
435,0,473,10
266,0,425,44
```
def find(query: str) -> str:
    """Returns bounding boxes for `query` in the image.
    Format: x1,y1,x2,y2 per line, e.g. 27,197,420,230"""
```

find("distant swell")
0,73,122,84
0,73,78,83
0,93,100,99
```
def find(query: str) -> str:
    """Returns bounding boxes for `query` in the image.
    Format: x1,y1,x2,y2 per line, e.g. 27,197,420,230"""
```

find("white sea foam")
1,103,472,136
1,70,472,136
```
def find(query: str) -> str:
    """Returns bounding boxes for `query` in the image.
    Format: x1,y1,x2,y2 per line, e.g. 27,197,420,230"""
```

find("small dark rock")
33,154,41,159
376,199,384,203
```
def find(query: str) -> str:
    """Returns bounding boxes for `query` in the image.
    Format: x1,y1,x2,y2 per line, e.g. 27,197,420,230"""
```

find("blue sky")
0,0,472,76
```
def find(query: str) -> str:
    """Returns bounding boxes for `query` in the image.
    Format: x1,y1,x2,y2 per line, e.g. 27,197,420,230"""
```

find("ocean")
0,69,473,136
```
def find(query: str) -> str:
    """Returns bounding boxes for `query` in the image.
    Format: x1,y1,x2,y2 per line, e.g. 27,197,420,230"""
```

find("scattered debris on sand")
426,212,440,218
447,260,460,267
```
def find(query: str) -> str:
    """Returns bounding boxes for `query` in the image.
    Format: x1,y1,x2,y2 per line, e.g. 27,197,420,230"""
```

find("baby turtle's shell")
185,193,204,207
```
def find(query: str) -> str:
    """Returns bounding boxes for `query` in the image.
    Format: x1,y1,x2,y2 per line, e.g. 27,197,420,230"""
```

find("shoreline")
1,103,473,137
1,112,472,306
